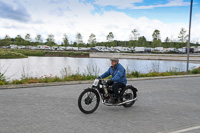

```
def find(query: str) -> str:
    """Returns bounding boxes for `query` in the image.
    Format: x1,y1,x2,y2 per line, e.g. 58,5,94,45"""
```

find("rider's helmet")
110,57,119,62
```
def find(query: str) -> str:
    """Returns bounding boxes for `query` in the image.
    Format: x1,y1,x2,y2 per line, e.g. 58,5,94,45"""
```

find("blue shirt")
100,63,127,85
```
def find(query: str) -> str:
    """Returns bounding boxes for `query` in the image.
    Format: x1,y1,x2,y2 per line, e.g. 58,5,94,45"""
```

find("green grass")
10,74,97,85
0,50,27,59
10,49,47,56
1,67,200,86
126,71,186,78
44,51,89,57
0,48,89,58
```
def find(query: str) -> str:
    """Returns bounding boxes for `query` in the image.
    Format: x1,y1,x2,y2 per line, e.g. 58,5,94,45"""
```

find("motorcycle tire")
78,88,100,114
121,86,137,108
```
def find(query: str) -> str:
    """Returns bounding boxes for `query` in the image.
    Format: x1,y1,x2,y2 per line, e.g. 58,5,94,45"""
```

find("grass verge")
1,67,200,85
0,48,89,58
0,50,27,59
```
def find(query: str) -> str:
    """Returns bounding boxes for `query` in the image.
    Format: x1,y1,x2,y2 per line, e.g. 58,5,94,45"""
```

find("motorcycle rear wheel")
121,87,137,108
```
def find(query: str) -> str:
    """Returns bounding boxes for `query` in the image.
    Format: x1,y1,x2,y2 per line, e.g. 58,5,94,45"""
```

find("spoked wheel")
78,88,100,114
121,87,137,108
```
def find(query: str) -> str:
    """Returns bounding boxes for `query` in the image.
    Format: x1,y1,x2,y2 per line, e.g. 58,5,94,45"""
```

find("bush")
130,71,140,77
146,72,158,77
53,76,63,82
12,80,23,84
190,68,200,74
28,78,39,83
0,73,6,82
0,81,8,85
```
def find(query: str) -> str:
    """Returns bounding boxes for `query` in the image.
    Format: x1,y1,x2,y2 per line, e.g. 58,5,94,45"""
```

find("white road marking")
169,126,200,133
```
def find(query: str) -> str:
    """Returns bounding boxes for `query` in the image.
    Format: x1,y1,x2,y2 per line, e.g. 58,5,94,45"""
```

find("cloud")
195,14,200,18
94,0,190,9
0,1,31,22
49,7,71,16
95,0,143,9
131,0,190,9
0,0,199,44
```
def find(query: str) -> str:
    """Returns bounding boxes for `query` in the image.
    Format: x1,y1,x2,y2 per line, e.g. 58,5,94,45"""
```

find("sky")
0,0,200,44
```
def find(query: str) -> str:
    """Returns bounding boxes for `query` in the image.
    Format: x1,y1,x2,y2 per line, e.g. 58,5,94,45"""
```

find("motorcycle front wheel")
78,88,100,114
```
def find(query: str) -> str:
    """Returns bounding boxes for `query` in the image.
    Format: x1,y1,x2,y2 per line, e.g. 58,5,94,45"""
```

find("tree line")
0,28,199,48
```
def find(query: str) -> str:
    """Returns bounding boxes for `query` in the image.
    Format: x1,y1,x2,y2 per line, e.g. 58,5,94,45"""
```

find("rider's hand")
107,79,114,85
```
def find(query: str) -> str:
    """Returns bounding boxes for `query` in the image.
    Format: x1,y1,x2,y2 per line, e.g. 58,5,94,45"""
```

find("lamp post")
186,0,193,74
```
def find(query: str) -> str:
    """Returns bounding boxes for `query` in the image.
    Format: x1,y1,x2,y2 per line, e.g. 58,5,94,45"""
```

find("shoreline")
1,48,199,61
0,48,89,59
90,52,200,64
1,52,200,64
90,56,200,64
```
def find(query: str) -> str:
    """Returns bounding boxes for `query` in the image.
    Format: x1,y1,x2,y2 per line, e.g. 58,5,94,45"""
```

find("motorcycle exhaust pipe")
102,97,137,106
117,97,137,106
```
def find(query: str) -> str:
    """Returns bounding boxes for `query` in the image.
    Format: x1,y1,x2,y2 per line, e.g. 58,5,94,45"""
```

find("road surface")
0,77,200,133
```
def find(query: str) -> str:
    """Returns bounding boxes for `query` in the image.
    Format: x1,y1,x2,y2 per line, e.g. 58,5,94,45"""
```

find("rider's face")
111,61,117,66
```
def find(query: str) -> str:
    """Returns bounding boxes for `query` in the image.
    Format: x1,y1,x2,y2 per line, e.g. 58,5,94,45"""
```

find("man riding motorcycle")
99,58,127,104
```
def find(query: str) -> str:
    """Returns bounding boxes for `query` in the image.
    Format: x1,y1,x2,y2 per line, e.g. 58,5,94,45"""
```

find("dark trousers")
112,82,125,99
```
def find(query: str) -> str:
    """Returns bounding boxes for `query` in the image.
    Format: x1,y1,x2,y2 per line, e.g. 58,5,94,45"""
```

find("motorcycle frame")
89,79,137,106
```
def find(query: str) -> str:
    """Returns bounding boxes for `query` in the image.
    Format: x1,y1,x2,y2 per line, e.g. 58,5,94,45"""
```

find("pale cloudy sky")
0,0,200,44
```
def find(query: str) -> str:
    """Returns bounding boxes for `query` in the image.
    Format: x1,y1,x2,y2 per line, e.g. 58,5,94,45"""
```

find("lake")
0,56,199,81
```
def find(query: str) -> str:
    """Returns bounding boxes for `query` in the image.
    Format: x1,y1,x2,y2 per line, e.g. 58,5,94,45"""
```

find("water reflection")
0,56,199,81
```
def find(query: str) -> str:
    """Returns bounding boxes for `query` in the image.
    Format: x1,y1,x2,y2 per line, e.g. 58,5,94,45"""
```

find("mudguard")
84,88,99,93
84,87,92,91
126,85,138,92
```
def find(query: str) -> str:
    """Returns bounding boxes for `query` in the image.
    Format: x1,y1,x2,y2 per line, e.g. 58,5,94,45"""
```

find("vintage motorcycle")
78,78,138,114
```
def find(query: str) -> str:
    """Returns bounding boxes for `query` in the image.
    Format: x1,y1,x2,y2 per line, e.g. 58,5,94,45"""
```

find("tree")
25,34,31,45
128,40,137,47
178,28,188,43
165,37,170,42
35,34,43,44
73,42,77,47
75,33,83,44
46,34,55,46
163,37,170,48
88,33,96,46
4,35,11,46
137,36,147,47
152,29,161,47
25,34,31,42
106,32,114,42
152,29,160,40
152,39,162,48
5,35,10,39
130,29,140,40
16,35,22,39
15,35,24,45
62,33,69,46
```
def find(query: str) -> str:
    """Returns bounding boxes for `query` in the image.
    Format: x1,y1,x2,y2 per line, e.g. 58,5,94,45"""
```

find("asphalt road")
0,77,200,133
